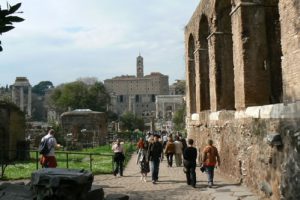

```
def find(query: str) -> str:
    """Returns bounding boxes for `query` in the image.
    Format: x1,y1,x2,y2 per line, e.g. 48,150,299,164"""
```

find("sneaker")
208,182,212,188
143,177,147,182
152,180,156,184
140,176,143,181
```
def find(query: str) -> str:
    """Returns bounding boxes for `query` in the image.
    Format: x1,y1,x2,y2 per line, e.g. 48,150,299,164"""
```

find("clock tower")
136,53,144,78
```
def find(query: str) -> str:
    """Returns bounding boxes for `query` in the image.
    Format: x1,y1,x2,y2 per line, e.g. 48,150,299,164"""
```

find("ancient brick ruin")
185,0,299,199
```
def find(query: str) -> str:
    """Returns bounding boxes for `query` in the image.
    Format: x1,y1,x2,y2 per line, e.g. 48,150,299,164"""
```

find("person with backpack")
39,129,62,168
164,136,175,167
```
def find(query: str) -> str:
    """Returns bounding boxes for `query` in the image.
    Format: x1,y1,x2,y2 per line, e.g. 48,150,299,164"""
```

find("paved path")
94,154,263,200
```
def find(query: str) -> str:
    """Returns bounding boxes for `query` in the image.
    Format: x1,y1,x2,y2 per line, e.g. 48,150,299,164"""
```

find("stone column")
11,86,16,104
20,87,24,111
27,86,32,117
155,98,159,119
162,101,165,120
208,32,235,112
231,2,270,109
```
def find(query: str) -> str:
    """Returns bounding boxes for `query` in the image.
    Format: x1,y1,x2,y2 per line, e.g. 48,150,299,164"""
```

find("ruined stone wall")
185,1,300,198
279,0,300,102
185,0,298,113
0,102,25,160
188,102,300,199
61,111,108,145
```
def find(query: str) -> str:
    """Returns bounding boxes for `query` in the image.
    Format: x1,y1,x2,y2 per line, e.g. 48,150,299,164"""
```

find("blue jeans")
205,166,215,184
150,158,160,181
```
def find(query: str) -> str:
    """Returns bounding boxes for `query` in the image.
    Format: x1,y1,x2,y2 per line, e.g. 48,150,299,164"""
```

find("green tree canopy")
174,80,186,95
0,2,24,52
49,81,110,112
172,105,186,131
32,81,54,96
120,112,145,131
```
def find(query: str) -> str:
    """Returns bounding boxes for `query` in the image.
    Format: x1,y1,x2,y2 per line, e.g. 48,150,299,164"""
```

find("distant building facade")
156,95,184,120
104,55,169,120
155,95,184,131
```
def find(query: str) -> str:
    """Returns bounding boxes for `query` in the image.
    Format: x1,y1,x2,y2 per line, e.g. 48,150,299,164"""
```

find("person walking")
164,136,175,167
148,134,163,184
112,139,125,176
39,129,62,168
138,141,150,182
174,136,183,167
137,137,144,151
183,139,197,188
202,139,221,188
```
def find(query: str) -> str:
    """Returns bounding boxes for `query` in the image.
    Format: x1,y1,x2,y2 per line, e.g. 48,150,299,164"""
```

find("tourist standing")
183,139,197,188
148,134,163,184
112,139,125,176
202,139,220,187
40,129,62,168
164,136,175,167
174,136,183,167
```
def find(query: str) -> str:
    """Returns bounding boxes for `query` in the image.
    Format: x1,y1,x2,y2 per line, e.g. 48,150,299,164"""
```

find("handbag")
183,167,188,173
200,165,206,173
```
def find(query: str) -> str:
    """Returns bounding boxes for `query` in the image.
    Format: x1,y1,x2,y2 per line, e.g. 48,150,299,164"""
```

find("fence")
1,143,135,179
0,149,114,179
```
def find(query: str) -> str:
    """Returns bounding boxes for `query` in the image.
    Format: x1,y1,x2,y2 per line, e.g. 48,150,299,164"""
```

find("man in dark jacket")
183,139,197,188
148,134,163,184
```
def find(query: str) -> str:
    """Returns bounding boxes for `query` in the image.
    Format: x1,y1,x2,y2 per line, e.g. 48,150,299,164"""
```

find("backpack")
39,137,53,155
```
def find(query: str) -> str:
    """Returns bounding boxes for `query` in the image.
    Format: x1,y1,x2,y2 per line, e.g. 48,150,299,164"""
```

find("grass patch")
2,143,135,180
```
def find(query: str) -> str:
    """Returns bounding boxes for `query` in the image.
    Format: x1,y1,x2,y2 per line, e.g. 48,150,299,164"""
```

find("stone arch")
213,0,235,110
198,15,210,111
265,0,283,103
187,34,197,114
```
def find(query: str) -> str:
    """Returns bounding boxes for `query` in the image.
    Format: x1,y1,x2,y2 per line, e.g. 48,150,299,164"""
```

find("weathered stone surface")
185,1,299,198
105,194,129,200
0,183,34,200
87,185,105,200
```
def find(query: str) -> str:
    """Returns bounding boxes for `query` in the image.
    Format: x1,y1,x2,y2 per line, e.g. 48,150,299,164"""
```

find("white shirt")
41,134,57,156
174,140,183,154
112,143,124,153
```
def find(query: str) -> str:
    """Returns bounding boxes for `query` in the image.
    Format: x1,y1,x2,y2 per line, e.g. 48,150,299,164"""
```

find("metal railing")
1,149,114,172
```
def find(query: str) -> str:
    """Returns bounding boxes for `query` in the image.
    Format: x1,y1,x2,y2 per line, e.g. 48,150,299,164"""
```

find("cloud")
0,0,199,86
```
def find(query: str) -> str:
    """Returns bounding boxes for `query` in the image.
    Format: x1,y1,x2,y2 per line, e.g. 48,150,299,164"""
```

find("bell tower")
136,53,144,78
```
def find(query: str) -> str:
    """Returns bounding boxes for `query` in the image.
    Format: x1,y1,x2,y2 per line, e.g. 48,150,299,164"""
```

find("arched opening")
188,34,196,114
215,0,235,110
198,15,210,111
265,0,283,103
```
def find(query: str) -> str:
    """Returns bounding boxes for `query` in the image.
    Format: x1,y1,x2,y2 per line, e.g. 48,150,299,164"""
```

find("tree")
174,80,186,95
49,80,110,112
120,112,145,131
172,105,186,131
32,81,54,96
0,2,24,52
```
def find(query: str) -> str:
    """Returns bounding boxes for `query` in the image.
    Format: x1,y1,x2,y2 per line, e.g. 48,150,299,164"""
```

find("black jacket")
148,141,163,161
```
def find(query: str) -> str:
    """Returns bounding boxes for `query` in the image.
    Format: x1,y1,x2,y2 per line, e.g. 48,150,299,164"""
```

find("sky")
0,0,199,87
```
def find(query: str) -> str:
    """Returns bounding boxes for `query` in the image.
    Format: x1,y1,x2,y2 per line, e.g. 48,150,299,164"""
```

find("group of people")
39,129,220,188
134,133,220,188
